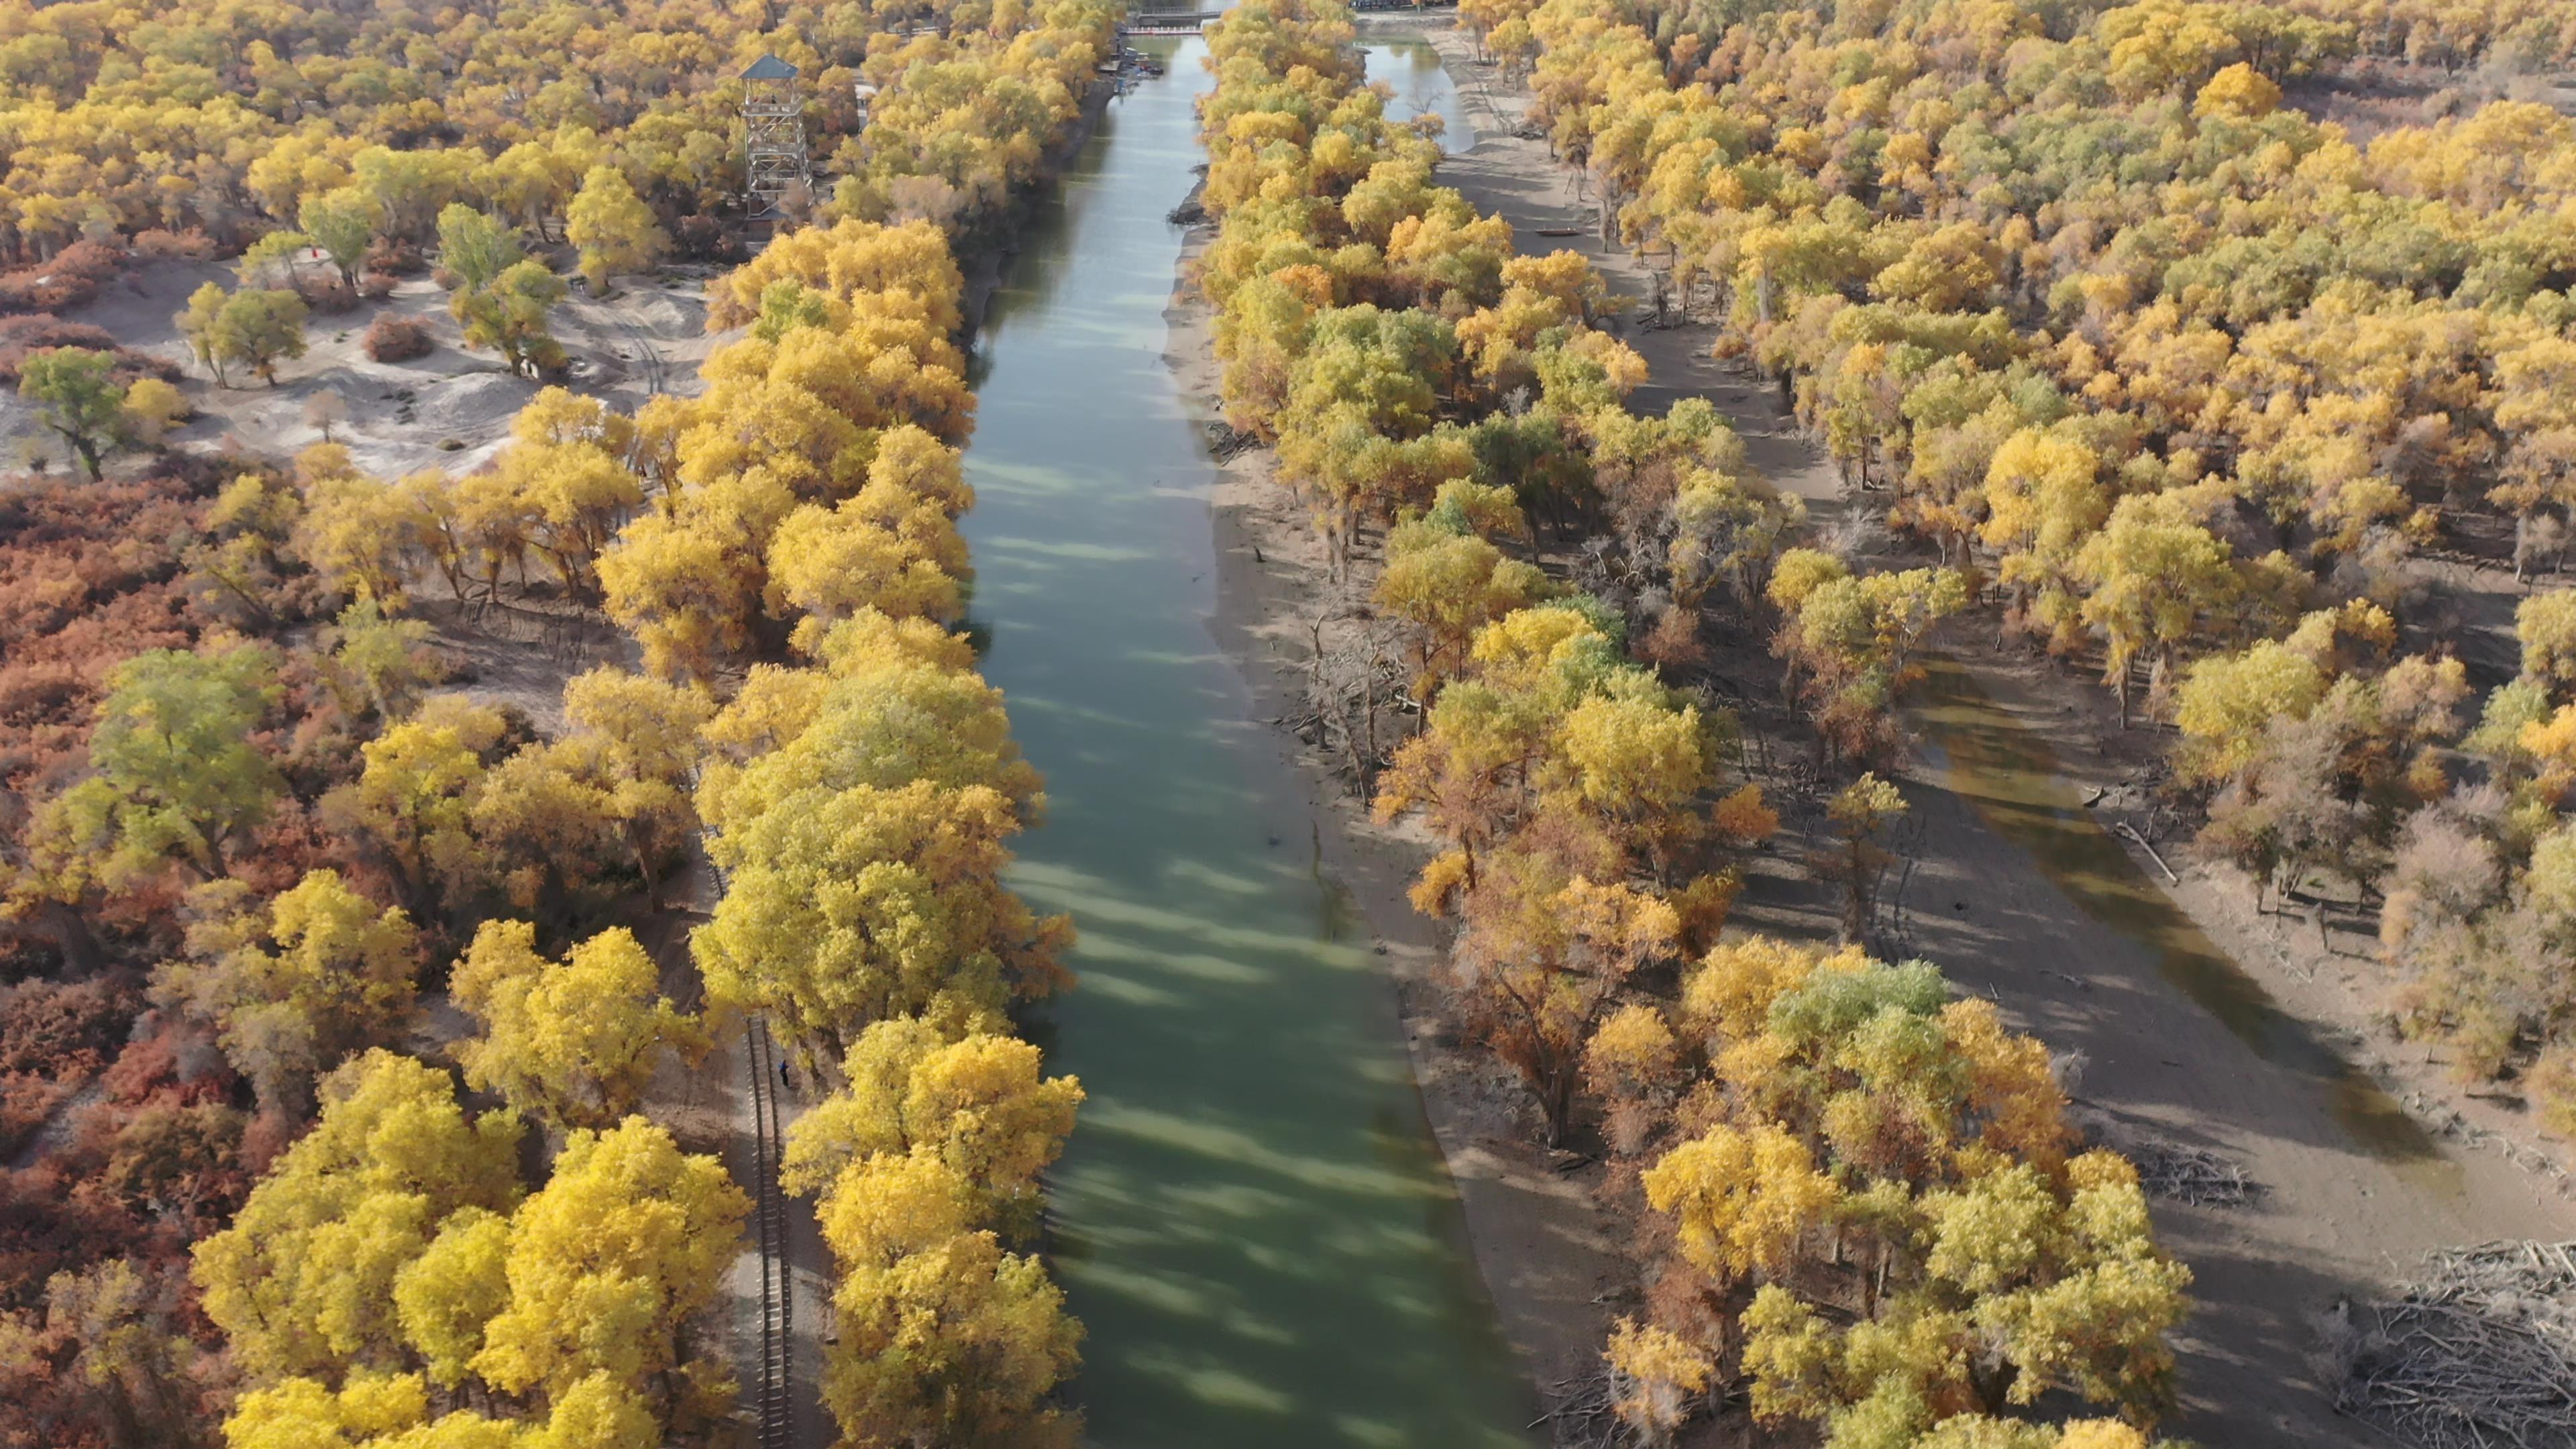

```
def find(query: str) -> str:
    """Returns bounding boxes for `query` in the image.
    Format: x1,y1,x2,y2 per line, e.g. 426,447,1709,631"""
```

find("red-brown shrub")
297,274,359,314
358,271,396,300
674,214,742,262
0,475,207,793
0,316,178,385
129,229,217,262
0,242,123,316
363,313,433,362
362,237,425,276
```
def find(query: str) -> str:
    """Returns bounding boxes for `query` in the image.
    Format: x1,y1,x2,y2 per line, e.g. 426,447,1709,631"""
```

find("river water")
956,36,1537,1448
1912,658,2446,1173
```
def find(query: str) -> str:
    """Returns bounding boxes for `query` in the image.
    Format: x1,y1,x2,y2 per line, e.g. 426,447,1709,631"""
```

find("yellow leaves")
1560,692,1712,820
1584,1002,1680,1104
1642,1122,1841,1285
1766,547,1849,614
702,651,1040,838
814,1151,1083,1448
210,1059,745,1440
223,1371,430,1449
393,1208,512,1390
819,1149,981,1266
1558,876,1683,972
156,869,421,1114
769,498,965,627
694,778,1069,1051
2070,488,2240,691
2171,640,2326,784
296,466,436,607
1924,1161,2059,1295
1711,783,1780,846
598,506,768,682
782,1018,1083,1226
1604,1318,1714,1441
1940,999,2074,1169
2518,590,2576,691
1872,221,2001,313
471,1119,746,1401
1409,847,1474,916
193,1050,522,1383
565,164,667,289
1679,934,1853,1046
451,921,708,1129
329,694,506,897
705,217,966,337
763,425,974,631
1981,427,2107,559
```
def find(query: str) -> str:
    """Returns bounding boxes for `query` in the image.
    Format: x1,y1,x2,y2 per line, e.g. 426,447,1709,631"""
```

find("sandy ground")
17,255,720,482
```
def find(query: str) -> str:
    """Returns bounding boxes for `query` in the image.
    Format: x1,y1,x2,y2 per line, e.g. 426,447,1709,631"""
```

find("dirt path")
640,861,833,1449
1419,25,2576,1446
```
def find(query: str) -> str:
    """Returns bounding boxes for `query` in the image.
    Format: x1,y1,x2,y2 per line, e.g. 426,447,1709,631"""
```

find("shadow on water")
956,34,1536,1448
1912,657,2447,1171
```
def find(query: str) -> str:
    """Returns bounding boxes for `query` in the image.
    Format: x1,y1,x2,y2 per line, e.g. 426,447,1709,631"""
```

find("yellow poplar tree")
450,921,710,1130
192,1051,523,1382
471,1118,746,1403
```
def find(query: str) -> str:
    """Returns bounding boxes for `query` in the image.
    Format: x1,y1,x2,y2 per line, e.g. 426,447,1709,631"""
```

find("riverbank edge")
958,67,1122,337
1159,197,1629,1418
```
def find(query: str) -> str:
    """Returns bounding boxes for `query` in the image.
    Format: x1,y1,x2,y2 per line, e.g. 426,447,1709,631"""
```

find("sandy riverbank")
1406,20,2576,1446
1164,193,1628,1409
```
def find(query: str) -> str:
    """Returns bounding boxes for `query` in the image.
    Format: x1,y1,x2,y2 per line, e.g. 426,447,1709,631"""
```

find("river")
956,34,1538,1449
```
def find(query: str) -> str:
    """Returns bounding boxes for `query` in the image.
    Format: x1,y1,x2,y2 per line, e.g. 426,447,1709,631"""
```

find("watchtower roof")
742,54,798,80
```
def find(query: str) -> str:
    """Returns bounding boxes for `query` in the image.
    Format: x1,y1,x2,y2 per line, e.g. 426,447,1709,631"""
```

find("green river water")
957,38,1535,1448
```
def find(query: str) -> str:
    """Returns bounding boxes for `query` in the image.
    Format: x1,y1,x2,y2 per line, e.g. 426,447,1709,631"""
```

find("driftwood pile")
2123,1136,2261,1207
1534,1372,1621,1449
1286,613,1407,792
2402,1088,2576,1197
1202,419,1260,461
2069,1107,2261,1208
2335,1240,2576,1449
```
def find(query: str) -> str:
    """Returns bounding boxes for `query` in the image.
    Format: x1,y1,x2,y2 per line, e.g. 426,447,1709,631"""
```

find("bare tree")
303,388,348,443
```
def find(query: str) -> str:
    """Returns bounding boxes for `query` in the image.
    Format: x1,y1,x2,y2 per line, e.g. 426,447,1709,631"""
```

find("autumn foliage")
1197,4,2196,1442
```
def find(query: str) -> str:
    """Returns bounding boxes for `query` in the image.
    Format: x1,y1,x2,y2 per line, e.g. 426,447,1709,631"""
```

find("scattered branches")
2335,1241,2576,1449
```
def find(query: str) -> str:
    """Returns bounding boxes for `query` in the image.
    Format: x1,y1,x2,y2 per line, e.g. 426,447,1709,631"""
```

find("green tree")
463,261,569,379
156,869,421,1113
436,203,523,293
176,282,232,386
236,229,313,289
31,645,282,884
566,165,669,293
2073,492,2241,726
19,347,129,480
213,289,310,386
439,205,568,377
299,188,382,288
